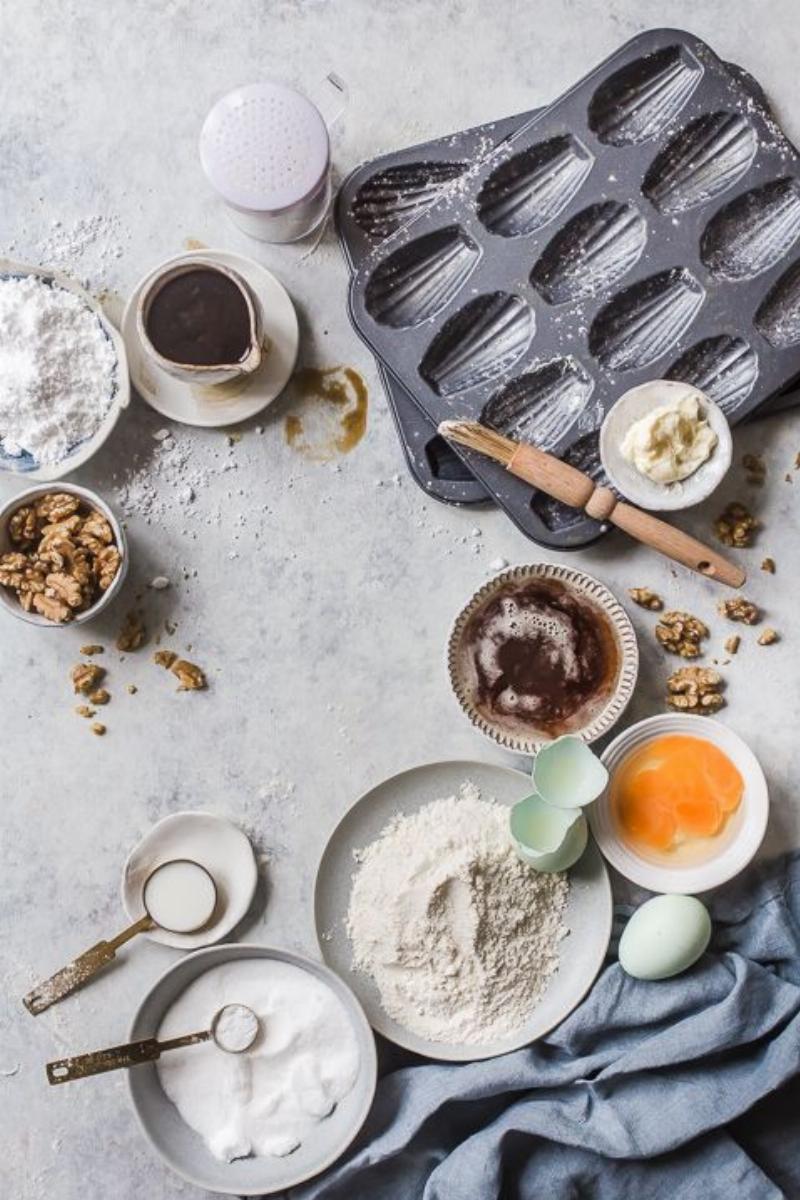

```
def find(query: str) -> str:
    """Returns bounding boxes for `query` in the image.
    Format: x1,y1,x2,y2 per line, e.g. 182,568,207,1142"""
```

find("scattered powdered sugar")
0,274,117,464
4,213,129,292
346,781,569,1045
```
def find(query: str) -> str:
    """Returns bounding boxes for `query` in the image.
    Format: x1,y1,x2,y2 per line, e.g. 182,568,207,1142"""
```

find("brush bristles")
437,420,517,467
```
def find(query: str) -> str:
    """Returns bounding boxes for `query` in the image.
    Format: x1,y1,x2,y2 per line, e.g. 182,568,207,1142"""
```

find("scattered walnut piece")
757,628,779,646
714,501,758,548
75,704,95,718
127,684,138,695
718,596,760,625
742,452,766,485
80,644,104,656
117,610,146,652
0,493,122,622
171,659,207,691
153,649,178,669
90,722,106,736
628,587,663,611
666,666,724,713
795,451,800,470
72,663,106,695
761,557,776,574
724,635,740,655
655,610,709,657
90,688,110,706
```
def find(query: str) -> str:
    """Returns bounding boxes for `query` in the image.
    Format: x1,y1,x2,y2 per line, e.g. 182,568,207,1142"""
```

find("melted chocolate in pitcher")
145,269,252,366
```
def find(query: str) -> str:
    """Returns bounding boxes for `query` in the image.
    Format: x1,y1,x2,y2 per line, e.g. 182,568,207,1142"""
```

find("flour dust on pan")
283,366,368,461
315,760,613,1061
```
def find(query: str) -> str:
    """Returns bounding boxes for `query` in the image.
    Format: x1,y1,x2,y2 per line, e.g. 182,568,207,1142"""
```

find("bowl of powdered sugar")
0,259,128,478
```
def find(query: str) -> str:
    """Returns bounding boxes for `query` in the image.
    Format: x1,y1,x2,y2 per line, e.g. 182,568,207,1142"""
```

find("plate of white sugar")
315,760,613,1061
128,944,377,1196
0,260,128,478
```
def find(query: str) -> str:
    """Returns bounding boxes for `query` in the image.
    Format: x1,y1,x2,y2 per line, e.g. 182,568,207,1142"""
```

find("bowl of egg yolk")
588,714,768,893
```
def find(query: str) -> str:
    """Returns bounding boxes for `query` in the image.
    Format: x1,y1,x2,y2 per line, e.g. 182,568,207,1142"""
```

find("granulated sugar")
346,781,569,1045
0,274,118,464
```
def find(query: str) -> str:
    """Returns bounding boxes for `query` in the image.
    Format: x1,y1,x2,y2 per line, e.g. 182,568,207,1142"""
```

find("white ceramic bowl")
0,259,129,479
600,380,732,512
589,713,768,893
128,944,377,1196
0,482,128,627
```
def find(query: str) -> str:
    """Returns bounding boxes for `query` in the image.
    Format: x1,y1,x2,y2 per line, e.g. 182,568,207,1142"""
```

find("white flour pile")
0,274,117,464
347,782,570,1045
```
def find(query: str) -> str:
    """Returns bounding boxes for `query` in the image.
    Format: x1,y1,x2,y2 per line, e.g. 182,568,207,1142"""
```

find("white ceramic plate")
447,564,639,755
0,258,129,479
121,249,298,427
128,944,377,1196
599,380,732,512
121,812,258,948
315,760,613,1061
589,713,768,893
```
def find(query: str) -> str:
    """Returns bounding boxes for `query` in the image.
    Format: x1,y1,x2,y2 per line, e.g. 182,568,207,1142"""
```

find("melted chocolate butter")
146,269,251,366
466,579,619,733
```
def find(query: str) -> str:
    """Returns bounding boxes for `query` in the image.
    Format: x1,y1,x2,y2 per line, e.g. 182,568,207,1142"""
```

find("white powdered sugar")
346,781,569,1045
0,274,117,464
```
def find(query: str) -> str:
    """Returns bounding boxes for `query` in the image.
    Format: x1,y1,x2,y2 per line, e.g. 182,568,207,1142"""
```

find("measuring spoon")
46,1003,260,1085
24,859,218,1016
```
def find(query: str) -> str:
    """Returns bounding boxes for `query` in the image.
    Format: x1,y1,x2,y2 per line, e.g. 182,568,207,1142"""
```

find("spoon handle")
23,915,153,1016
46,1030,210,1085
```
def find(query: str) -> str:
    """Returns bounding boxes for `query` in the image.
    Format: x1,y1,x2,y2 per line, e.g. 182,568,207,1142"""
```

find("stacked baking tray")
336,29,800,547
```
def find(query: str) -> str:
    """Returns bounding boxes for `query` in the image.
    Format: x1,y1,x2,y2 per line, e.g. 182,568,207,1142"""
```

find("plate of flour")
315,760,613,1061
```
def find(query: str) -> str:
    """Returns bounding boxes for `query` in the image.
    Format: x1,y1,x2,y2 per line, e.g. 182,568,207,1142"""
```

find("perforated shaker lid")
200,82,330,215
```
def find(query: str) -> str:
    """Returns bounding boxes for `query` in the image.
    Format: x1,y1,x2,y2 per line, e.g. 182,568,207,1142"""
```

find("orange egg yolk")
613,734,743,853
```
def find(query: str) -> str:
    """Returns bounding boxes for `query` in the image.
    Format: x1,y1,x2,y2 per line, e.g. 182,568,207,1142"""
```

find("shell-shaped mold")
588,268,705,372
364,226,480,328
755,259,800,348
481,358,594,451
666,335,759,414
532,432,610,531
476,135,593,238
700,178,800,281
588,45,703,147
643,112,757,214
351,161,468,239
420,292,535,396
530,201,647,304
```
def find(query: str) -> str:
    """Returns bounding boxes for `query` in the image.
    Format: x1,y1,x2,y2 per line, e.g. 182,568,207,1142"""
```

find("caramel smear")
283,366,368,461
183,237,208,251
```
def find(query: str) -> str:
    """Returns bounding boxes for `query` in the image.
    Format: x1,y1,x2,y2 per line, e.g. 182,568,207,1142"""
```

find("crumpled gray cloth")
292,852,800,1199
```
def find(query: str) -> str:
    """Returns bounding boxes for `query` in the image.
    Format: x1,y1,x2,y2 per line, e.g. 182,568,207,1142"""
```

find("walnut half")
628,587,663,611
666,666,724,713
718,597,760,625
655,611,709,658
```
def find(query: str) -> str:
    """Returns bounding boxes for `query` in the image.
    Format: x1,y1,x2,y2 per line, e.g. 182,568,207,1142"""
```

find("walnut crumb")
72,663,106,695
724,635,740,655
718,597,760,625
171,659,207,691
75,704,95,718
127,684,138,695
79,644,104,656
742,452,766,485
90,688,110,705
153,649,178,669
757,628,779,646
628,587,663,611
714,502,758,548
655,611,708,657
761,557,776,574
90,722,106,736
116,610,146,652
666,666,724,712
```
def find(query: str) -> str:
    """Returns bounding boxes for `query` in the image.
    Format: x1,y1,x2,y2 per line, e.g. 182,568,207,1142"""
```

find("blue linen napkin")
291,852,800,1199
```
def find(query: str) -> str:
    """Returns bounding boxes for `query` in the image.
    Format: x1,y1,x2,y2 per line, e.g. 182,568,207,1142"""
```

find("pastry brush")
438,420,745,588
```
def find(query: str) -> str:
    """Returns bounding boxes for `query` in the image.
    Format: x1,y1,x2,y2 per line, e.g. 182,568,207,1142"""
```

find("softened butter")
620,390,717,485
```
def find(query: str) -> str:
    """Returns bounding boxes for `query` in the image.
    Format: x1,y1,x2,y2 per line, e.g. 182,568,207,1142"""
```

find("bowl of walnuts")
0,483,127,626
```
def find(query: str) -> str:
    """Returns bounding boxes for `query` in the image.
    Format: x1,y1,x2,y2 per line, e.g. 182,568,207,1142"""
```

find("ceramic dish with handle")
0,259,129,479
589,713,768,893
128,943,377,1196
315,759,613,1061
448,564,639,755
600,380,732,512
0,482,128,627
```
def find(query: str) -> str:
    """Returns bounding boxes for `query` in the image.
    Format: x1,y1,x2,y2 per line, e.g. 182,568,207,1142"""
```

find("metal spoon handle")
24,915,154,1016
46,1029,210,1085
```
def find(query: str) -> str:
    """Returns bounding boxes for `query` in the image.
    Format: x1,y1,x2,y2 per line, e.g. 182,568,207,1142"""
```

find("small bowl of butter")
600,380,732,511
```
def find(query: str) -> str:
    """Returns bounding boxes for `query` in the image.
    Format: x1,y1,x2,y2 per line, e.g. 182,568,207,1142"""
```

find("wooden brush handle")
508,443,745,588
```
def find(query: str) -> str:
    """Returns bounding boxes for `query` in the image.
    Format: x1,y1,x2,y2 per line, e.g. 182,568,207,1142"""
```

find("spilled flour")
346,782,569,1045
